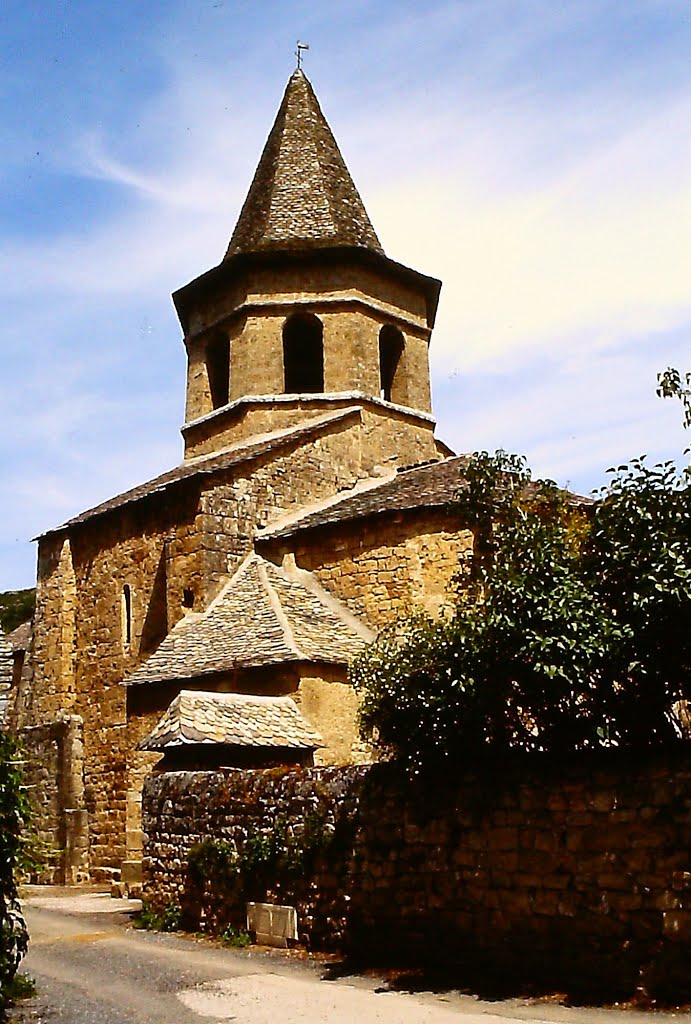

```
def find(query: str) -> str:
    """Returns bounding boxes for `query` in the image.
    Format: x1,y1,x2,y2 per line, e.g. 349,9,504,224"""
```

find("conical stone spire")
225,70,384,258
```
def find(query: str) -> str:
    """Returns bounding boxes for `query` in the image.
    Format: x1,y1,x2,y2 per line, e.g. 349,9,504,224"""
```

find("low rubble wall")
142,749,691,1001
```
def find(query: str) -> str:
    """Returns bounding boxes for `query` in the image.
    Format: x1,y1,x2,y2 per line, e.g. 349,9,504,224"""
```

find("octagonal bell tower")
174,70,442,460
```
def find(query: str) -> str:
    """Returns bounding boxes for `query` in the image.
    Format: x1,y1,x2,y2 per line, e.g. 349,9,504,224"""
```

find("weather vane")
295,40,310,70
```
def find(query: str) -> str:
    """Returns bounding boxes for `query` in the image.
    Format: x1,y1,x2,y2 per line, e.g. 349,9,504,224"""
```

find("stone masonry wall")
143,751,691,1002
263,509,473,628
183,259,432,424
19,716,88,885
20,413,420,876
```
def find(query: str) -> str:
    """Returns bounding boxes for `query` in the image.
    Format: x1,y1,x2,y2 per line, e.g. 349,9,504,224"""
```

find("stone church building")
8,70,474,886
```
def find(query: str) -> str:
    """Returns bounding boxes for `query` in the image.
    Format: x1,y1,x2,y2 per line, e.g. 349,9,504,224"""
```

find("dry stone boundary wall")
142,751,691,1002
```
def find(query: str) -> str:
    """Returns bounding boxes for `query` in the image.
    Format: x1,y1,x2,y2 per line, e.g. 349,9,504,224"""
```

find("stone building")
7,69,473,886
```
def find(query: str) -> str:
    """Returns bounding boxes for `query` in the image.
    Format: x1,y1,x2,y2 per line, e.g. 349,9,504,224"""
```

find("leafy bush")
0,590,34,636
133,901,183,932
354,426,691,772
220,925,251,948
4,973,35,1005
0,734,30,1015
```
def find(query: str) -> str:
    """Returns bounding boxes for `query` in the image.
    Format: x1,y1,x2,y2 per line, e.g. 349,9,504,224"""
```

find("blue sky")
2,0,690,589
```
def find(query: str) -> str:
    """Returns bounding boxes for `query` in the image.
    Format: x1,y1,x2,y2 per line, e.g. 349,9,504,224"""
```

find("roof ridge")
277,556,375,642
180,689,294,706
256,558,305,660
203,552,257,615
257,466,397,539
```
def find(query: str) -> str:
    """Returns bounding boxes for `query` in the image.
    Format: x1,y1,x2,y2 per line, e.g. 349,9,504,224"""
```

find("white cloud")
370,90,691,374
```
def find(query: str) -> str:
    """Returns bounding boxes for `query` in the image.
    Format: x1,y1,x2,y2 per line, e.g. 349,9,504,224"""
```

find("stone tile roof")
258,455,472,539
39,407,359,538
258,455,592,541
0,635,12,726
225,70,383,258
8,620,31,653
0,635,11,686
125,554,372,687
138,690,323,752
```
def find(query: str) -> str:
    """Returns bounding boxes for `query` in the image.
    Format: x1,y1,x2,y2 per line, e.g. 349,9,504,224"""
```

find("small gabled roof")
124,554,372,687
226,70,383,258
138,690,323,752
8,620,31,654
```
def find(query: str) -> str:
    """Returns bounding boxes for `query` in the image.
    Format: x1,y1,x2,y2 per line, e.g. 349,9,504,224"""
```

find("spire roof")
225,70,384,258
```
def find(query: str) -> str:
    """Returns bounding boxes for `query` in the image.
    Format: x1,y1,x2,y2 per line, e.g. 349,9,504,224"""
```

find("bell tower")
173,70,442,460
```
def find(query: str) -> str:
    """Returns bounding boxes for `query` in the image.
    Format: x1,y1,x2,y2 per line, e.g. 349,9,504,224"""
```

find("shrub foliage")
0,590,34,637
0,734,29,1014
353,373,691,772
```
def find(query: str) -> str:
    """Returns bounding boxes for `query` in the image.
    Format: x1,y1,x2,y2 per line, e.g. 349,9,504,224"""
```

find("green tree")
0,591,35,637
0,734,29,1016
657,366,691,431
353,379,691,772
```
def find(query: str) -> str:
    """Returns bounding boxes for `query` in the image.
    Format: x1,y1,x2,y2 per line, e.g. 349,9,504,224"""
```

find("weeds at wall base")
132,902,183,933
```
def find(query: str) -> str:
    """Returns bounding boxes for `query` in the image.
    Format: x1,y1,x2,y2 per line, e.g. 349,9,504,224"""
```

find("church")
8,69,473,888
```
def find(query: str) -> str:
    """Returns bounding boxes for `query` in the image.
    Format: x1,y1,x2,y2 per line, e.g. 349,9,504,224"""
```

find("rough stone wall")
15,488,204,876
185,263,430,342
293,665,370,765
264,509,472,628
182,395,437,464
15,537,77,730
19,716,88,884
198,417,366,599
143,751,691,1002
66,491,203,875
19,417,409,875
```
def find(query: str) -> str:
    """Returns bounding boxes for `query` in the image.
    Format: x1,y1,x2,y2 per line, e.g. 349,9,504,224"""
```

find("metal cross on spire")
295,40,310,70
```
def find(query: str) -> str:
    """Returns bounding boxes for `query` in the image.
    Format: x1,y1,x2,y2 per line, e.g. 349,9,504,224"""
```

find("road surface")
9,888,666,1023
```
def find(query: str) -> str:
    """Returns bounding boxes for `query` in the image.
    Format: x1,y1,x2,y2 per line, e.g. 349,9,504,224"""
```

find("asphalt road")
8,888,672,1024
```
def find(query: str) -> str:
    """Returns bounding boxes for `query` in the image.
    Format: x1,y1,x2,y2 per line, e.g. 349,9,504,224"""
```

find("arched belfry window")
379,325,404,402
283,313,324,394
207,334,230,410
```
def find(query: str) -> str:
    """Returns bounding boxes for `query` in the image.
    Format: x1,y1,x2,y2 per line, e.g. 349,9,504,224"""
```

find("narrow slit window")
379,325,404,403
207,334,230,409
283,313,324,394
122,584,132,648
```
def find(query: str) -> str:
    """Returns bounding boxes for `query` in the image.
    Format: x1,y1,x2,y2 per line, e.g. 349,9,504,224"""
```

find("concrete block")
247,902,298,948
